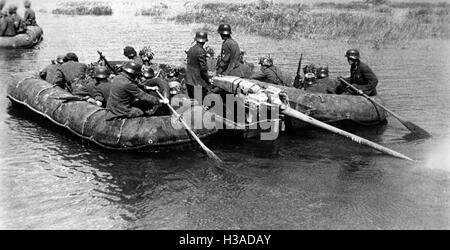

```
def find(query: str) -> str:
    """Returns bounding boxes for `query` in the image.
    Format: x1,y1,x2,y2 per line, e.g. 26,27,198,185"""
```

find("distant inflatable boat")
7,76,217,152
0,26,43,49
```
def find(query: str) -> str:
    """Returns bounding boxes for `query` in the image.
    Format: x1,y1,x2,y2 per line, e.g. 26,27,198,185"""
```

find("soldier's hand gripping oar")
154,90,222,164
281,106,414,161
338,77,431,138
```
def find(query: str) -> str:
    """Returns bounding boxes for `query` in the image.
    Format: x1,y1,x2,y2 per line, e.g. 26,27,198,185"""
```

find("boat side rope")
81,108,103,136
15,76,35,89
116,119,127,146
35,86,56,101
367,98,383,122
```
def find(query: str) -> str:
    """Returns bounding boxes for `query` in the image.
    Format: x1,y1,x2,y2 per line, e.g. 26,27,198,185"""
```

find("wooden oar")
282,106,414,161
338,77,431,138
155,90,222,164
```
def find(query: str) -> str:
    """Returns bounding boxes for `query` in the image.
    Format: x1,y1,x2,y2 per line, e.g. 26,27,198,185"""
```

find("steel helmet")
56,55,65,64
122,61,142,76
65,52,79,62
217,24,232,35
258,56,273,67
304,72,316,84
317,67,329,79
345,49,360,60
24,1,31,8
123,46,137,58
142,67,155,79
195,31,208,43
8,5,18,14
94,66,110,79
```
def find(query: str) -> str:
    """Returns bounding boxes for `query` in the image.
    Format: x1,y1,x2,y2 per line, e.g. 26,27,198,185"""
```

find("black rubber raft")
213,76,388,128
0,26,43,49
7,76,218,152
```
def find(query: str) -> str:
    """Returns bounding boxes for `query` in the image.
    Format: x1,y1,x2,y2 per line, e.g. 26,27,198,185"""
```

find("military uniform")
185,43,210,99
39,64,61,85
106,73,159,120
10,13,25,33
0,16,17,36
217,37,244,77
72,78,111,106
342,61,378,96
24,8,37,26
250,65,286,86
55,61,88,91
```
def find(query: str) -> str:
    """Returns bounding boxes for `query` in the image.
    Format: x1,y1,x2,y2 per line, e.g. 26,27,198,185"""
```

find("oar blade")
401,120,431,138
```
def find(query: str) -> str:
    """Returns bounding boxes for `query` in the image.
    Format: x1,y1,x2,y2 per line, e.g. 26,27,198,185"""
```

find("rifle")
293,53,303,88
97,50,118,75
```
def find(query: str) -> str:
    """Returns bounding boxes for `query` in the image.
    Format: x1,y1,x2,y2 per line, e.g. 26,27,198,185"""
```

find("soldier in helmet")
0,9,16,37
123,46,144,66
54,52,88,92
105,61,169,120
250,55,287,86
73,66,111,107
7,5,25,33
216,24,245,77
338,49,378,96
136,66,171,115
185,31,211,102
23,0,37,26
39,55,65,85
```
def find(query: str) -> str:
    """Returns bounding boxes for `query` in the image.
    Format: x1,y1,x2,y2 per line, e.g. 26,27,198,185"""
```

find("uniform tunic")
39,64,61,85
24,8,37,26
217,37,244,77
343,61,378,96
250,65,287,86
106,73,159,120
185,43,210,89
55,61,88,91
0,16,17,36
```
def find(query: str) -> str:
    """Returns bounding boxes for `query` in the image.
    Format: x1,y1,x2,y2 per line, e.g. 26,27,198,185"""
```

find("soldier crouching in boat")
134,67,171,116
39,55,65,85
185,31,212,102
250,56,287,86
338,49,378,96
105,61,169,120
54,52,88,93
73,66,112,107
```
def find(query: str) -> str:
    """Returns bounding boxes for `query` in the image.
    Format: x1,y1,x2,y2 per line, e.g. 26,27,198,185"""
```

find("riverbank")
171,0,450,46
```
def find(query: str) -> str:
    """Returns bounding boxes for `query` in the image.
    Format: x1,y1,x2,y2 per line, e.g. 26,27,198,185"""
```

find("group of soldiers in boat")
38,23,379,120
0,0,37,37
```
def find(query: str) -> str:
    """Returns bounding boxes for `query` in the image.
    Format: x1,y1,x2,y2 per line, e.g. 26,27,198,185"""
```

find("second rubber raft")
212,76,387,127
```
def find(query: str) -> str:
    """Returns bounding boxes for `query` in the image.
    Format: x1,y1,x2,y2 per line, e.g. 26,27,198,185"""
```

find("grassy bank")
52,1,113,15
138,3,168,17
171,0,450,45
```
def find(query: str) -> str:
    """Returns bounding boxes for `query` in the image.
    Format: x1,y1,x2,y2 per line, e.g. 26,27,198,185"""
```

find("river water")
0,7,449,229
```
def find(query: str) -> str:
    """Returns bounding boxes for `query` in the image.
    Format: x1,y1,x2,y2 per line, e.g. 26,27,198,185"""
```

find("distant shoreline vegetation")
171,0,450,46
52,1,113,16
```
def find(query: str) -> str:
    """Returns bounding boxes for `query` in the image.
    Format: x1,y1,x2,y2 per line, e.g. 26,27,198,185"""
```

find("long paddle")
282,106,414,161
154,90,222,164
338,77,431,138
